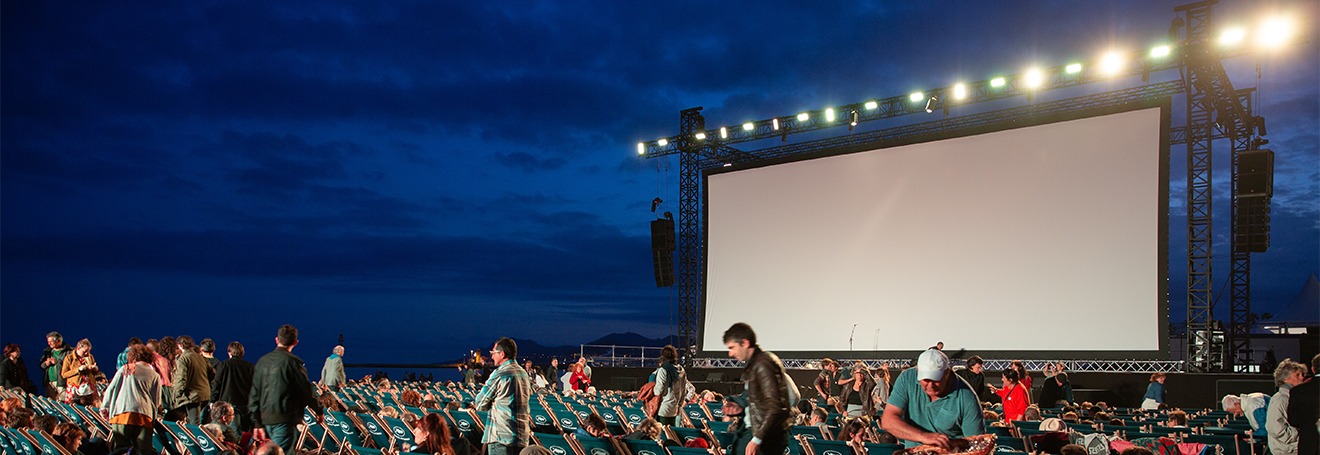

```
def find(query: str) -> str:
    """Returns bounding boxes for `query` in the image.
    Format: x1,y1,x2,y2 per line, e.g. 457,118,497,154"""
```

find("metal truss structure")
687,357,1185,373
642,1,1299,371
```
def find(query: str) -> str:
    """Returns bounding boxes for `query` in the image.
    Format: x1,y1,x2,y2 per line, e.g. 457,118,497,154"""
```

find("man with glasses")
473,338,531,455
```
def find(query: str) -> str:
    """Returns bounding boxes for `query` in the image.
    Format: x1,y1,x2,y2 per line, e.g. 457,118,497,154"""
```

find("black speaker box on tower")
1237,149,1274,198
651,216,675,287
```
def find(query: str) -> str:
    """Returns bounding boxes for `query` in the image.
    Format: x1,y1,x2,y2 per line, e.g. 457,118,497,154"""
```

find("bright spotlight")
797,112,809,121
864,101,878,110
772,118,779,130
1257,18,1294,47
743,122,754,131
1101,52,1124,74
1220,28,1245,45
909,92,923,102
719,127,728,139
1151,45,1171,57
825,108,835,121
694,132,706,140
1066,63,1082,73
658,138,668,146
637,143,645,155
1025,69,1043,88
990,77,1005,87
953,84,966,99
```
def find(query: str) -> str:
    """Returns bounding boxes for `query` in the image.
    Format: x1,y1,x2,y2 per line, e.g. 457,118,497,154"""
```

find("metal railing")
579,344,667,367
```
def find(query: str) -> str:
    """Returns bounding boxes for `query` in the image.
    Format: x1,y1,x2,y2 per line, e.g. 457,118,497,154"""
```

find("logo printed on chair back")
549,446,567,455
457,420,472,432
803,435,816,439
392,426,408,439
590,449,608,455
560,418,576,427
197,437,212,451
628,414,641,423
366,422,382,435
637,450,657,455
535,415,549,425
824,451,843,455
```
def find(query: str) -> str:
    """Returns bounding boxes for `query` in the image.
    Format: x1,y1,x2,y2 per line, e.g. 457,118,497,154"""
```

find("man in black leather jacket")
723,323,789,455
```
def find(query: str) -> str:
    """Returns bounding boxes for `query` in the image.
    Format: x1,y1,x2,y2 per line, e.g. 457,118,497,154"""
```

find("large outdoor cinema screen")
700,102,1170,360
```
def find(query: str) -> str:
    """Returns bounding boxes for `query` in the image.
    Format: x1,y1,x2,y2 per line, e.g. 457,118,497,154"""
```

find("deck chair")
0,429,15,455
549,408,582,433
26,430,72,455
861,443,903,455
445,409,486,442
377,415,416,451
325,410,371,448
711,431,739,455
704,402,725,420
182,423,226,455
351,445,387,455
534,432,580,455
358,414,392,450
802,438,862,455
791,426,831,441
531,406,560,431
1185,435,1242,455
571,434,625,455
665,445,711,455
618,438,668,455
161,421,206,455
591,405,628,435
683,403,713,423
298,408,344,453
667,427,712,447
618,407,649,429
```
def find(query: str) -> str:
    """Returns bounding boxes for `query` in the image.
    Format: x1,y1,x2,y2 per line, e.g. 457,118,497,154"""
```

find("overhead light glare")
637,143,645,155
743,122,754,131
772,118,779,130
1220,28,1245,45
1257,18,1293,47
657,138,668,146
990,77,1005,87
1025,69,1043,88
825,108,835,121
694,132,706,140
719,127,728,139
1151,45,1171,57
1101,52,1124,74
1066,63,1082,73
796,112,809,122
909,92,923,102
864,101,878,110
953,84,966,99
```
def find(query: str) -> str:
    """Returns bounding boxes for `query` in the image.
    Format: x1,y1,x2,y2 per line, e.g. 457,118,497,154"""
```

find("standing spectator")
1285,354,1318,455
548,359,560,391
101,343,162,455
200,339,221,369
1141,373,1166,410
871,363,892,415
0,344,35,393
321,346,345,391
814,360,842,406
40,332,72,399
1222,392,1270,437
653,345,688,426
60,339,99,405
154,337,178,410
1009,361,1032,401
955,356,992,403
881,349,984,449
569,363,590,392
1040,366,1074,408
472,337,531,455
1267,359,1306,455
117,338,142,372
722,323,790,455
838,363,875,417
172,336,213,424
991,369,1029,422
250,324,324,454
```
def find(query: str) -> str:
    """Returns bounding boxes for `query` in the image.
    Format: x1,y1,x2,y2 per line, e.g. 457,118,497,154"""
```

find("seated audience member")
32,415,58,434
983,410,1000,422
876,432,898,445
792,400,814,425
380,406,400,418
838,419,868,445
1060,444,1088,455
319,394,346,412
1222,393,1270,437
421,399,440,409
255,442,283,455
1061,412,1079,423
1094,412,1110,422
575,414,609,439
1166,410,1188,428
401,390,422,407
201,423,242,455
209,401,240,444
1023,406,1042,421
52,422,86,455
1109,419,1125,426
1039,418,1066,432
809,408,831,439
1032,418,1070,454
410,413,458,455
6,407,33,429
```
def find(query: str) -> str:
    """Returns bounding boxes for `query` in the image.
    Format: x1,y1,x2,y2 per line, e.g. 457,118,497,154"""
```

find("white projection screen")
700,102,1170,360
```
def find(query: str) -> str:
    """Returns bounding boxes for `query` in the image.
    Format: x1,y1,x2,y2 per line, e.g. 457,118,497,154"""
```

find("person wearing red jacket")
991,369,1029,422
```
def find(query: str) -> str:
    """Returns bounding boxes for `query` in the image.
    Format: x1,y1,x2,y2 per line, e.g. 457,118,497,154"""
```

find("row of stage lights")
637,17,1297,156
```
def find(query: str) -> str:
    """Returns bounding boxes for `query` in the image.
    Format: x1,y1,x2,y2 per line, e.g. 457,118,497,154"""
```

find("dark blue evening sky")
2,0,1316,368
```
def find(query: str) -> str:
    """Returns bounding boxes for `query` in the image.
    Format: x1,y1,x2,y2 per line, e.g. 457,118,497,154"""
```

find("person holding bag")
61,339,99,405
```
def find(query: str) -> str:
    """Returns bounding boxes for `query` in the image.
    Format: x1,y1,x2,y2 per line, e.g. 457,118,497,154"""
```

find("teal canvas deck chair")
666,445,711,455
590,405,627,435
445,409,485,441
533,433,579,455
861,443,902,455
26,430,70,455
182,424,225,455
666,427,712,447
378,414,416,451
549,408,582,433
161,420,205,455
618,407,648,429
572,434,624,455
300,407,343,453
618,438,667,455
325,410,369,448
790,426,830,441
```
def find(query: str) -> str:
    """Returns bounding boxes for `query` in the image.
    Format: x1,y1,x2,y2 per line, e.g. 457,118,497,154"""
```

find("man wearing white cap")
881,349,985,448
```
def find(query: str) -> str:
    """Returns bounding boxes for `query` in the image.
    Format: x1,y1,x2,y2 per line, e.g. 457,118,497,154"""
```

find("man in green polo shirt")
881,349,984,448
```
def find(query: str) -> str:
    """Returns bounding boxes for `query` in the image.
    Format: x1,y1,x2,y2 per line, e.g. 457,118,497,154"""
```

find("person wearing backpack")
653,346,688,426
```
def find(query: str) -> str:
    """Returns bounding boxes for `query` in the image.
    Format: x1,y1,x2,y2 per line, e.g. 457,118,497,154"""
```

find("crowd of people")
1,323,1317,455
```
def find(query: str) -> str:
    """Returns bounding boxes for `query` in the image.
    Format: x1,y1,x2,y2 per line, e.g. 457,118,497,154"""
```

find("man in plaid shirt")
473,337,531,455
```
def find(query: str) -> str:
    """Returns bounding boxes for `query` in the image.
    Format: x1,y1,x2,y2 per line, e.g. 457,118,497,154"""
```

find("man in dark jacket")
1286,354,1318,455
723,323,789,455
212,342,255,432
250,324,323,455
1,344,35,393
955,356,992,404
39,332,72,398
172,336,214,424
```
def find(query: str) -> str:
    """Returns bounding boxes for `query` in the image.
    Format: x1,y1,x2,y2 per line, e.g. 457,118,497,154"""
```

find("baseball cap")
917,349,950,381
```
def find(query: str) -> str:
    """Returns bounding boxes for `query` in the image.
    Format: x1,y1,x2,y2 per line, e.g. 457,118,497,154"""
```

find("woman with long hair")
1141,373,1166,410
570,363,591,392
1009,360,1032,401
102,344,163,453
410,412,456,455
837,365,874,417
152,338,176,410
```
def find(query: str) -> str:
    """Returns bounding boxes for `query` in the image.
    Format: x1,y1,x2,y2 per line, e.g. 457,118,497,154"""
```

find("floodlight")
1101,52,1124,74
1025,69,1043,88
658,138,668,146
1257,18,1293,47
825,108,835,121
797,113,809,121
743,122,754,131
1220,28,1245,45
1151,45,1170,57
1066,63,1082,73
909,92,923,102
924,96,937,113
695,132,706,140
637,143,644,155
864,101,878,110
990,77,1005,87
772,118,779,130
953,84,967,99
720,127,728,139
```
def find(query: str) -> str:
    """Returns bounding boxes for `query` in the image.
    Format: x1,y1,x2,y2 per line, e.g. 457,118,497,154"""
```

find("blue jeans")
266,422,296,454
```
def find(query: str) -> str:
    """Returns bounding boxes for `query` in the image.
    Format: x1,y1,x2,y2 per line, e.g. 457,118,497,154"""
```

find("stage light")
743,122,754,131
637,143,645,155
825,108,835,121
953,84,967,99
1025,69,1043,88
797,112,809,121
1066,63,1082,73
864,101,878,110
695,132,706,140
849,110,859,130
720,127,727,139
1101,52,1124,74
909,92,923,102
1151,45,1170,57
1220,28,1245,45
1257,18,1293,47
772,118,779,130
990,77,1005,87
658,138,668,146
924,96,937,113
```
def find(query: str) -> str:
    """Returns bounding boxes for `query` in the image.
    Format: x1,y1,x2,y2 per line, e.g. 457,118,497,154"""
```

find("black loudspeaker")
1237,149,1274,198
651,217,676,287
1235,197,1271,253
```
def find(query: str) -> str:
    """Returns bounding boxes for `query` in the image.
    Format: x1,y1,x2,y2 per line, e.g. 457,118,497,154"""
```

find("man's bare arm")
881,404,951,449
